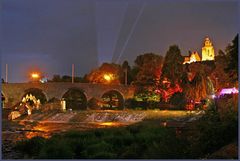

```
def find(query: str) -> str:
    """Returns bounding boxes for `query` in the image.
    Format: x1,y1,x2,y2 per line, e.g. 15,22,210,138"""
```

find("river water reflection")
24,121,129,139
3,110,200,142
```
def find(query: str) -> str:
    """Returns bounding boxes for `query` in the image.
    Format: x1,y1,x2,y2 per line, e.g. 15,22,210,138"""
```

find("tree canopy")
133,53,163,85
225,34,238,82
161,45,184,84
87,63,122,84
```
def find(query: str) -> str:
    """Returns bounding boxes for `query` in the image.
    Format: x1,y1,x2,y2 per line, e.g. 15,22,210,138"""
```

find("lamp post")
72,64,74,84
5,64,8,83
124,68,127,86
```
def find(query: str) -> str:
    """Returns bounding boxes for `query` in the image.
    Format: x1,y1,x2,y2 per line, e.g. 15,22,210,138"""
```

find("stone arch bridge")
1,83,136,108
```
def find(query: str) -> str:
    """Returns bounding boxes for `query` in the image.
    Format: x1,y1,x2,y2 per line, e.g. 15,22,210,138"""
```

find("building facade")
201,37,215,61
183,37,215,64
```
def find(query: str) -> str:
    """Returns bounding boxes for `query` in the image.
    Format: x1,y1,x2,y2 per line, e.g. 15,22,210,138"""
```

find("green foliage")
15,108,238,159
15,136,46,158
101,90,124,110
125,87,161,110
15,123,186,159
86,63,122,84
225,34,238,78
133,53,163,85
134,90,160,102
38,138,74,159
211,51,230,91
81,141,114,158
169,92,187,110
50,74,86,83
188,109,238,158
161,45,184,84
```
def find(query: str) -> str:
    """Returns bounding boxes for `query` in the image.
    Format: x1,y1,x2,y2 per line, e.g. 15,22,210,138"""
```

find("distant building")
201,37,215,61
183,51,201,64
183,37,215,64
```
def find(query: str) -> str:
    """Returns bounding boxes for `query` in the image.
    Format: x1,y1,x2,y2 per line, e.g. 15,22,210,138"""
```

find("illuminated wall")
201,37,215,61
183,51,201,64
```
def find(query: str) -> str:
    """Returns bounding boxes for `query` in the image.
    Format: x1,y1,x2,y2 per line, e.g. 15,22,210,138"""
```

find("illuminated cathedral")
183,37,215,64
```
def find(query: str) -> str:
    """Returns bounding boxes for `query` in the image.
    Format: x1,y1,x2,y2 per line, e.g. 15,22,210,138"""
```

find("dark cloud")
1,0,238,82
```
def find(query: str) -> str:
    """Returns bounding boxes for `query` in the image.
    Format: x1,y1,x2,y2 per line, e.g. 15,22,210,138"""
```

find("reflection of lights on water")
160,122,167,127
33,126,46,132
25,132,50,139
99,122,114,126
98,122,120,126
96,122,129,127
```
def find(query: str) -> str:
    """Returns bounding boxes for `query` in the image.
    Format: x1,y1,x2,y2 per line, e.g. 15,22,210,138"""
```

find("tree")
52,75,61,82
62,75,72,82
87,63,122,84
210,50,230,91
121,61,132,85
129,66,139,84
225,34,238,83
50,75,86,83
133,53,163,85
161,45,184,84
184,70,214,102
82,74,89,83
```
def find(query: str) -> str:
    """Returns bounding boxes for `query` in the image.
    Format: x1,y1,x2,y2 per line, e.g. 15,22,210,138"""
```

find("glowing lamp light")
104,74,112,81
31,73,40,79
219,87,239,95
211,94,216,99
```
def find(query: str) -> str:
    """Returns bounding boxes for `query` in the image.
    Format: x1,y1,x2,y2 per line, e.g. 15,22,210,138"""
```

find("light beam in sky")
115,2,146,64
95,1,128,66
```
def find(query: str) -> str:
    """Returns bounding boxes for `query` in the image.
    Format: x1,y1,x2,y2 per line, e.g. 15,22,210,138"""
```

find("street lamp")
31,73,40,82
104,74,112,82
31,73,40,79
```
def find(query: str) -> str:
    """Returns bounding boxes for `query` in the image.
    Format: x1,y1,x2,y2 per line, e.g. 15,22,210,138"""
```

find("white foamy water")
85,112,146,123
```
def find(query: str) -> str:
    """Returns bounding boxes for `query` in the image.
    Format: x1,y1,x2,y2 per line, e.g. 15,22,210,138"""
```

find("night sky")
1,0,238,83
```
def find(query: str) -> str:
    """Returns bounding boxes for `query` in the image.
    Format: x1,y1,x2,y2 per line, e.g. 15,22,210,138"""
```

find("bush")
169,92,187,110
125,98,161,110
38,139,74,159
80,141,114,158
14,109,238,159
188,109,238,158
15,136,46,158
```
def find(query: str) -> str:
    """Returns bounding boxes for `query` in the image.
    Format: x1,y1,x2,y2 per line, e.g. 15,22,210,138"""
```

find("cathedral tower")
201,37,215,61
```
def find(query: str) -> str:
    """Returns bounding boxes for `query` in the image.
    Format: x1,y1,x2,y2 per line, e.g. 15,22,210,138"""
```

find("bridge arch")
22,88,48,105
62,87,87,110
101,90,124,110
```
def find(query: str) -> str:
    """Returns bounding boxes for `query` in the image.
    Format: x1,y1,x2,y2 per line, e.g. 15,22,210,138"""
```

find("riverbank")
3,109,237,159
2,110,204,159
